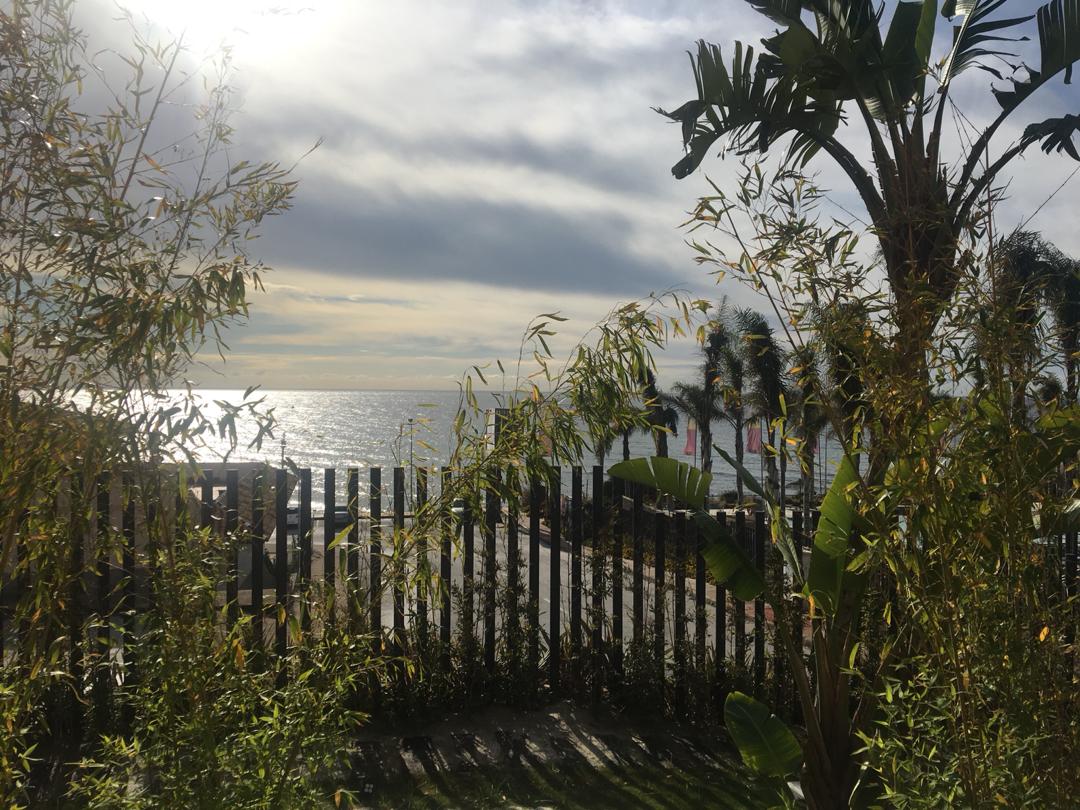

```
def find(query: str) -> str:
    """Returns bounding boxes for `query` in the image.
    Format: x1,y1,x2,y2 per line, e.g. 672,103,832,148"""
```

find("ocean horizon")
181,388,837,508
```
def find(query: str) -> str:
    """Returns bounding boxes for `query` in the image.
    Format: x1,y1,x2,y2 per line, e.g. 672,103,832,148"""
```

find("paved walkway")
342,701,773,809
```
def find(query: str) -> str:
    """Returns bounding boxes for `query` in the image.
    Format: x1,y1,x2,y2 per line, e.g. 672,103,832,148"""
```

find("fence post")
324,468,336,627
611,476,624,678
632,484,644,647
299,469,312,633
68,473,85,736
463,498,475,653
226,470,239,627
591,465,605,703
654,511,666,688
506,468,521,665
754,509,767,697
734,511,746,676
369,468,382,649
347,468,359,628
251,472,265,656
94,473,112,731
484,472,499,674
674,511,687,718
275,468,288,664
548,468,562,691
440,468,452,654
392,467,406,655
570,467,583,685
528,477,541,676
715,511,728,680
121,476,137,729
694,513,706,668
416,467,429,653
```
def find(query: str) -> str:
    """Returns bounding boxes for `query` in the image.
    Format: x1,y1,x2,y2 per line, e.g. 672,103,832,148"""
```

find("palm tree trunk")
701,418,713,475
622,429,631,461
1066,333,1077,405
734,412,744,504
779,435,787,508
766,425,779,500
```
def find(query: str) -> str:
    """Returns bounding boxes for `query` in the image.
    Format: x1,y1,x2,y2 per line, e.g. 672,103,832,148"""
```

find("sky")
83,0,1078,390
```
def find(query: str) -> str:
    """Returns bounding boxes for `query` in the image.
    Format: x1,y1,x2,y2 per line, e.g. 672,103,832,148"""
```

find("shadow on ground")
341,701,775,809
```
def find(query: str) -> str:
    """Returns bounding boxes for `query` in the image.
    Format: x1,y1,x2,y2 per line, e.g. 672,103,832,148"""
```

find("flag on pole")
746,422,762,454
683,418,697,457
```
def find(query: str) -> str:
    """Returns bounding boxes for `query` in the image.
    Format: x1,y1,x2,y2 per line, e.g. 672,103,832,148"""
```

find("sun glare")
122,0,318,58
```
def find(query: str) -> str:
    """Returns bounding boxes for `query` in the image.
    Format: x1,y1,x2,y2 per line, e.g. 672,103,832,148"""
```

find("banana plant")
660,0,1080,380
611,398,1080,807
609,450,869,809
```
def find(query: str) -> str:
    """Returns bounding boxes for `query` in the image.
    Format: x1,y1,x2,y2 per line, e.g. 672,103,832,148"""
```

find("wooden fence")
3,464,1076,721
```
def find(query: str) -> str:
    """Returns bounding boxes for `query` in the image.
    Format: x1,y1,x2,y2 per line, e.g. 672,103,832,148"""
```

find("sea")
184,389,840,508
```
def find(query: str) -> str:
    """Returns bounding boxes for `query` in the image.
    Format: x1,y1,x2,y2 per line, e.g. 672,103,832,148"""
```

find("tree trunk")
622,430,631,461
734,411,744,505
766,425,779,500
701,418,713,474
779,435,787,509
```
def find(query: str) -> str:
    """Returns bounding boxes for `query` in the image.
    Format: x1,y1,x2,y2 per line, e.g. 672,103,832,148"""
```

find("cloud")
83,0,1080,391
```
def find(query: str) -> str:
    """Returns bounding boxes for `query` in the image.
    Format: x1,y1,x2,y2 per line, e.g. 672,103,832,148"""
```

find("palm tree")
998,231,1080,410
816,300,870,472
712,305,749,502
664,381,724,473
1037,243,1080,405
660,0,1080,391
791,344,828,522
642,368,678,458
737,309,788,500
665,314,729,475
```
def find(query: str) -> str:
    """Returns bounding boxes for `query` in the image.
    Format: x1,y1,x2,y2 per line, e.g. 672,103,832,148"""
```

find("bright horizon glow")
121,0,320,59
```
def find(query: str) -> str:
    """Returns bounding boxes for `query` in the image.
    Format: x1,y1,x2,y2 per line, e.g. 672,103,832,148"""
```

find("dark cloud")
255,189,680,294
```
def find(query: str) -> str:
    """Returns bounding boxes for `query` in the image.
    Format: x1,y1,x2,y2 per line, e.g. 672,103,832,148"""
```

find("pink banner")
683,418,697,456
746,423,762,454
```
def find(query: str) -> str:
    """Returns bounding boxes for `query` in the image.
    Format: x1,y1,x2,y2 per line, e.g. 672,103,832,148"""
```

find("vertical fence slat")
347,468,359,626
549,468,561,690
694,514,706,665
226,470,239,627
570,467,582,682
95,474,111,725
369,468,383,645
440,468,452,651
299,469,312,633
416,467,429,650
324,468,336,626
463,499,475,646
507,469,520,659
484,473,499,673
754,509,766,695
393,467,405,654
653,511,666,685
122,473,135,618
792,509,805,657
251,473,264,654
611,476,624,676
122,477,136,711
591,465,604,701
715,511,727,669
529,477,541,672
68,473,85,722
674,511,686,717
734,510,746,672
632,484,644,646
275,468,288,661
200,476,213,531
